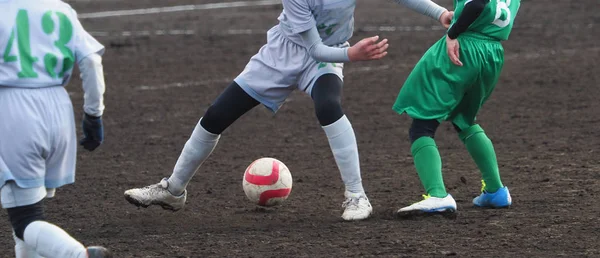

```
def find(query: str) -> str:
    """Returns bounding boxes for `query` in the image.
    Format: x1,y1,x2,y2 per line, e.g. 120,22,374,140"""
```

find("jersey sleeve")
70,9,105,63
282,0,316,34
447,0,489,39
299,27,349,62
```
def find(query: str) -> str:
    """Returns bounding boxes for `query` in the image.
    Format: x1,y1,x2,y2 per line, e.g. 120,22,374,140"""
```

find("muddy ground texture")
1,0,599,257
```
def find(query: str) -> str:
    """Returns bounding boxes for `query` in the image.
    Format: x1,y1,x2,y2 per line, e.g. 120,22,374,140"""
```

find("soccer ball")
242,157,292,207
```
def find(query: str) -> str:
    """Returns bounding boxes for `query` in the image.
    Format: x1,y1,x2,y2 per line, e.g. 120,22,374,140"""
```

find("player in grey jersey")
124,0,453,221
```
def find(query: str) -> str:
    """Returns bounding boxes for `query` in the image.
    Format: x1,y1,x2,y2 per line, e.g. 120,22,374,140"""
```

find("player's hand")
348,35,389,61
439,10,454,29
80,113,104,151
446,35,463,66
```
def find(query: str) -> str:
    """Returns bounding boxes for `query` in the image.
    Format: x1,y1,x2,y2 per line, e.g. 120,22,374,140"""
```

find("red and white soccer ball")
242,157,292,207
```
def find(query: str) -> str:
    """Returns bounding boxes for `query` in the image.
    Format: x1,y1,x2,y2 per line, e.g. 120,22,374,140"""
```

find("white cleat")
341,191,373,221
395,194,457,218
124,178,187,211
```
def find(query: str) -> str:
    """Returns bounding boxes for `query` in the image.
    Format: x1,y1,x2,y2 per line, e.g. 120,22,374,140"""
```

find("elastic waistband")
460,32,502,43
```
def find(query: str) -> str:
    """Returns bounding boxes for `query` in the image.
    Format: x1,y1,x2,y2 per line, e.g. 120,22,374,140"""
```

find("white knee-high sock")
167,118,220,195
23,221,87,258
14,231,42,258
322,115,365,195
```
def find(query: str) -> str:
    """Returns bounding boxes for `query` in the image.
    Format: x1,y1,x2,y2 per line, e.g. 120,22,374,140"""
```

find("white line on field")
87,23,594,38
136,78,233,91
78,0,281,19
132,46,599,92
89,30,196,37
135,65,391,91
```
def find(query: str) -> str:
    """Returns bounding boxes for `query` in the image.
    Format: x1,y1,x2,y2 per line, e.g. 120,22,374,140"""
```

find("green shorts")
392,33,505,130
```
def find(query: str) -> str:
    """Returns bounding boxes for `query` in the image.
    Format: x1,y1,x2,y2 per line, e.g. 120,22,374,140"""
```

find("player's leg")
2,183,110,258
14,230,41,258
312,74,363,195
395,119,456,217
0,87,110,257
392,38,473,217
124,82,259,210
452,122,510,208
125,27,301,211
310,74,372,221
11,192,54,258
167,82,259,195
452,40,511,208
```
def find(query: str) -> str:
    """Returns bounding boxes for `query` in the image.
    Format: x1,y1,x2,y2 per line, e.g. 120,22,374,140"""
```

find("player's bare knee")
6,200,46,240
409,119,440,143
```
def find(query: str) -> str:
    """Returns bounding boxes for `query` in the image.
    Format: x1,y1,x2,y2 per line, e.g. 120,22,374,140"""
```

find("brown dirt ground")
1,0,599,257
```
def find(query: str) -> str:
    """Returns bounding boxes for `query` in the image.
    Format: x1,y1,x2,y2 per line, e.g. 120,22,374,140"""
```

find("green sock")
459,125,503,193
411,137,447,198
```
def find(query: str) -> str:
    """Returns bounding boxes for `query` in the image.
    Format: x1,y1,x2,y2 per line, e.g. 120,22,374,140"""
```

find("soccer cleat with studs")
341,191,373,221
395,194,457,218
124,178,187,211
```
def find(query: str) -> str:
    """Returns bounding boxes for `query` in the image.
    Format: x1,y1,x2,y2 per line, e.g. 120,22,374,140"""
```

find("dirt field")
1,0,599,257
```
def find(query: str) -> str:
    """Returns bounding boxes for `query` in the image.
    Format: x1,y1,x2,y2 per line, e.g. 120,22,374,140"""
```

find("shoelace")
409,194,431,205
139,182,167,195
342,198,360,209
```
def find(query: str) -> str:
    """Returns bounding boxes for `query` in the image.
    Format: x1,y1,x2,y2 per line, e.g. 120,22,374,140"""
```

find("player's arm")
77,53,106,151
79,53,105,118
445,0,489,66
447,0,490,39
299,28,389,62
282,0,349,62
71,6,106,151
284,0,388,62
299,27,350,62
394,0,451,25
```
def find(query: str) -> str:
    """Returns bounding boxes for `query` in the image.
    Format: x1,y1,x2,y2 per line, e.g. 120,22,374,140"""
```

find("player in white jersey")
0,0,111,257
124,0,453,221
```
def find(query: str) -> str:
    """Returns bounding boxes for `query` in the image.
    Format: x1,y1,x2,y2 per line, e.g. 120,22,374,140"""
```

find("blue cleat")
473,185,512,208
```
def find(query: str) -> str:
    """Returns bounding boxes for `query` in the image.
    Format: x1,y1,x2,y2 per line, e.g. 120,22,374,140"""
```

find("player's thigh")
0,88,49,187
0,181,47,209
234,28,306,112
299,59,344,97
45,87,77,189
451,42,504,130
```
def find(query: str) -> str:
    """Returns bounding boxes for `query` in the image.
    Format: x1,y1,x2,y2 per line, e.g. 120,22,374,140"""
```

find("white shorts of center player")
124,0,449,221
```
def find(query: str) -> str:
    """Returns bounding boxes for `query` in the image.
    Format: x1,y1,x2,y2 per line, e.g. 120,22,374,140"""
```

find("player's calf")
7,200,111,258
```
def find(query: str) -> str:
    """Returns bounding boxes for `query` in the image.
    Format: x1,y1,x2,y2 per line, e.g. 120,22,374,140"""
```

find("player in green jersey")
392,0,520,217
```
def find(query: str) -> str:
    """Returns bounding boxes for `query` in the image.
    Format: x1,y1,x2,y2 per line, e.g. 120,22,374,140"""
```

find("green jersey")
452,0,521,41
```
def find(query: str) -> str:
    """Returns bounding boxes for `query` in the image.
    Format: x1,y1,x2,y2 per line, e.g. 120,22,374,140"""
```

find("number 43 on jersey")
3,9,75,79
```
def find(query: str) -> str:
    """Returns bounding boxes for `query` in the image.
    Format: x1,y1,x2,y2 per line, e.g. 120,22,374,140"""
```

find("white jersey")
278,0,355,47
0,0,104,88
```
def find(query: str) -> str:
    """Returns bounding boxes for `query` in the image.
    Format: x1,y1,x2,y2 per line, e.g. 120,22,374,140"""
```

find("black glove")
80,113,103,151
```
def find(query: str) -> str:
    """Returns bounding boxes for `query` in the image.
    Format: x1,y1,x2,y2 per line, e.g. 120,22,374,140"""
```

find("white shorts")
234,25,348,112
1,181,55,209
0,86,76,193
